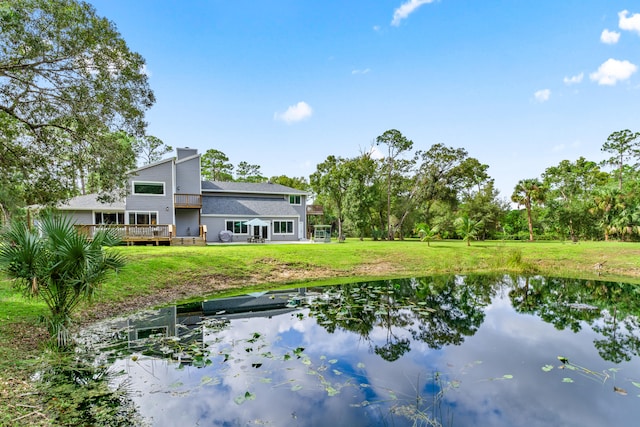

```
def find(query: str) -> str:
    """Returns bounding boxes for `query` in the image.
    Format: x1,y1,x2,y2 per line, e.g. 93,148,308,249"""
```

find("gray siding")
201,217,228,242
65,211,93,225
177,148,198,160
126,160,174,225
202,215,303,243
175,209,200,236
176,156,201,195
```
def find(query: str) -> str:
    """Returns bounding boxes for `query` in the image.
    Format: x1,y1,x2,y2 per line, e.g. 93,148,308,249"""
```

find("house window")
95,212,124,225
289,195,301,205
226,220,248,234
128,211,158,225
273,220,294,234
133,181,165,195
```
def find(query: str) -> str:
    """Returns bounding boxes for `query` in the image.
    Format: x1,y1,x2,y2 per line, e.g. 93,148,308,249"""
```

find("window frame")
94,211,125,225
226,220,248,235
132,181,165,196
288,195,302,205
273,220,294,235
127,211,159,225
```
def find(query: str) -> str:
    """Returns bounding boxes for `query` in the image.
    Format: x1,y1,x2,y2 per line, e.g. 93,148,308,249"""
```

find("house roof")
57,194,125,211
128,156,175,174
202,196,301,217
201,181,307,195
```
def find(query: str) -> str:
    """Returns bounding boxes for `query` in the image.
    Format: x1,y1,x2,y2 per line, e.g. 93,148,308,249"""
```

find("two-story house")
57,148,308,245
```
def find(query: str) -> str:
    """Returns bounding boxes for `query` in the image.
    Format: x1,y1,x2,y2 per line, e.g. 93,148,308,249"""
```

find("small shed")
313,225,332,243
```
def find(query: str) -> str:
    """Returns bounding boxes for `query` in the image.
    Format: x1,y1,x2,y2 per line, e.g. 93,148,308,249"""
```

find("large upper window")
128,211,158,225
226,220,248,234
273,220,294,234
289,195,301,205
95,212,124,225
133,181,165,195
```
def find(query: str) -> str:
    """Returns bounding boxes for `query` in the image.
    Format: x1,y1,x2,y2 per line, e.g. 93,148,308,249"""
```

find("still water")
80,275,640,426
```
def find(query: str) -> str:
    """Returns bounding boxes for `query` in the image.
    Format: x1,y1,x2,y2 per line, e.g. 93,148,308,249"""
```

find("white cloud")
600,29,620,44
274,101,313,124
619,10,640,34
373,25,381,32
589,58,637,85
351,68,371,75
563,73,583,85
534,89,551,103
552,144,565,152
391,0,436,26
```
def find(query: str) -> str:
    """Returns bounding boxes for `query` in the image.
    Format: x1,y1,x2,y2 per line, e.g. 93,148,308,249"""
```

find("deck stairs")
171,237,207,246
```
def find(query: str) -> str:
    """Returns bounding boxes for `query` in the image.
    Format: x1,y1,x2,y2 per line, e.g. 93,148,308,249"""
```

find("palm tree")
0,212,125,347
454,215,484,246
612,204,640,242
414,222,438,246
590,187,622,241
511,179,546,241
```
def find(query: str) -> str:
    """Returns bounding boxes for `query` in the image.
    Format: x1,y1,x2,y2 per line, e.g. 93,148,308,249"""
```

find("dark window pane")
134,182,164,195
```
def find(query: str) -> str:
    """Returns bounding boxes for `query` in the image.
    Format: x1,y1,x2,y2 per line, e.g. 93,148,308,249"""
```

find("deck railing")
76,224,173,241
174,193,202,208
76,224,207,245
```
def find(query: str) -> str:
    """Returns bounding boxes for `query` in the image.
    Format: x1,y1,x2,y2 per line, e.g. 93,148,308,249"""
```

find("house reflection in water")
121,288,309,363
128,306,177,341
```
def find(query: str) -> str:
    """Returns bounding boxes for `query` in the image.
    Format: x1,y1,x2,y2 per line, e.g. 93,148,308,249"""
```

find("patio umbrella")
244,218,270,226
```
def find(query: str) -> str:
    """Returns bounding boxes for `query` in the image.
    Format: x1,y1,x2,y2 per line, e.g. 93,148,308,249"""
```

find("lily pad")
326,386,340,396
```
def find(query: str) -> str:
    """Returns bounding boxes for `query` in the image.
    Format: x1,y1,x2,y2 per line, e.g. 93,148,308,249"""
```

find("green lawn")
1,239,640,425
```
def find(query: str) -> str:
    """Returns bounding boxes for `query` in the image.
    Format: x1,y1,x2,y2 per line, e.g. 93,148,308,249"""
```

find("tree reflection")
593,308,640,363
83,274,640,369
409,275,495,349
508,276,640,363
307,274,640,365
304,274,499,360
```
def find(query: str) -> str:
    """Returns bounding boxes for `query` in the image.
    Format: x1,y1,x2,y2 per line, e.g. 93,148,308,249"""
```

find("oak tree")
0,0,155,206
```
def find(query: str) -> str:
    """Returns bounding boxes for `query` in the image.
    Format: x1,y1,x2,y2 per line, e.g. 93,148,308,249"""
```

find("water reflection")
79,275,640,426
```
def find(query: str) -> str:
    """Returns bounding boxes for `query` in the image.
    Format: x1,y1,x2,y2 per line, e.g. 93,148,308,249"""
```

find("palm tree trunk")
526,203,534,241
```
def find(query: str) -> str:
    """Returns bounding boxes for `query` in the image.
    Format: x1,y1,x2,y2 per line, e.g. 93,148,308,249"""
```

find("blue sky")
88,0,640,199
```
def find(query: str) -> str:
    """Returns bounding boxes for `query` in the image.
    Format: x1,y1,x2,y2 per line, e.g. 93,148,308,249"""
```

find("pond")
78,274,640,426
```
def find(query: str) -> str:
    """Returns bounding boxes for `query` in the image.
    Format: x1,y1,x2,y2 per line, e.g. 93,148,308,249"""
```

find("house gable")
126,158,175,225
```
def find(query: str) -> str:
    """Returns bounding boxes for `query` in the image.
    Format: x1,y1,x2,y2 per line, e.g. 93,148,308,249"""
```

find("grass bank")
1,239,639,425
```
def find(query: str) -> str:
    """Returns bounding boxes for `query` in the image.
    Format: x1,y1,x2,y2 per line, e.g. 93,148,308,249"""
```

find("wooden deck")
174,193,202,208
76,224,207,246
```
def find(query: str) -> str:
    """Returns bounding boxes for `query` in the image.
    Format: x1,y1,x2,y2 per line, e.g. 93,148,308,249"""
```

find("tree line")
309,128,640,243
